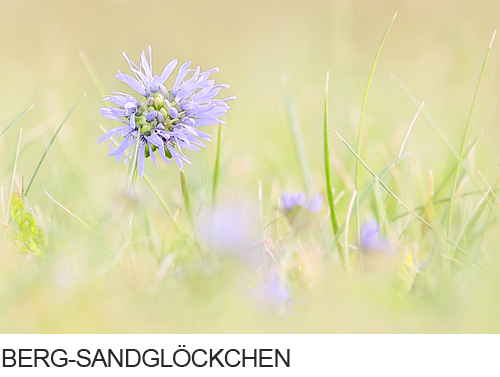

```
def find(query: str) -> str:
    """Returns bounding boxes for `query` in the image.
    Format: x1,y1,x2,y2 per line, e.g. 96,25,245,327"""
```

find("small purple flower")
253,270,290,307
98,46,235,177
281,191,306,211
281,191,323,213
360,221,391,253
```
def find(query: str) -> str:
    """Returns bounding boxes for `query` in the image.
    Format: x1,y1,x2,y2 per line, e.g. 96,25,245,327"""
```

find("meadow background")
1,0,500,333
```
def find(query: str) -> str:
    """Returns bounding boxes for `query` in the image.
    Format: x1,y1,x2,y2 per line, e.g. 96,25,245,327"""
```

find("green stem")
4,128,23,223
354,13,397,244
447,30,496,238
323,72,339,235
212,124,222,205
25,94,86,196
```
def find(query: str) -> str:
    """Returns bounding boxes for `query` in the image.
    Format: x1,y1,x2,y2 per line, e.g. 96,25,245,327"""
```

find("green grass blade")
44,189,111,253
180,169,195,228
283,77,314,193
343,190,356,275
4,128,23,223
212,124,223,205
355,12,397,241
79,50,107,98
24,94,86,196
447,30,496,238
143,174,186,234
0,104,34,140
390,75,493,210
324,72,339,235
335,130,495,276
127,130,141,191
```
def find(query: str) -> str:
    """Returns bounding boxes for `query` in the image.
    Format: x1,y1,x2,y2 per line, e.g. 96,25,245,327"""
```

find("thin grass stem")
24,94,86,196
0,104,34,140
212,124,222,205
335,130,495,276
180,169,195,228
283,77,314,193
324,72,339,235
355,13,397,243
44,189,111,252
4,128,22,223
447,30,496,238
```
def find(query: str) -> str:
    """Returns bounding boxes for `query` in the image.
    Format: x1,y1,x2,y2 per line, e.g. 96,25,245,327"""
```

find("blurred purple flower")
197,205,260,267
360,221,390,252
98,46,235,177
281,191,323,213
254,270,290,307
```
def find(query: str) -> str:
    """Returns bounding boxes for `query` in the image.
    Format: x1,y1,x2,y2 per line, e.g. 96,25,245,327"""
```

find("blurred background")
1,0,500,333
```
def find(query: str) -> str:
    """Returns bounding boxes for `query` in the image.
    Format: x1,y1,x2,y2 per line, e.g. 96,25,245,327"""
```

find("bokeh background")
1,0,500,333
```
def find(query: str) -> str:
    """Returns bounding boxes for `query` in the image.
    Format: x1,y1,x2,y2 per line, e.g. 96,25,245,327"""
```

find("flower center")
133,92,185,136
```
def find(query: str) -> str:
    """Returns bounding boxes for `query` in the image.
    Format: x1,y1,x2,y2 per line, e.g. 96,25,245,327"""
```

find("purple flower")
281,191,323,213
253,270,290,307
360,221,391,253
98,46,235,177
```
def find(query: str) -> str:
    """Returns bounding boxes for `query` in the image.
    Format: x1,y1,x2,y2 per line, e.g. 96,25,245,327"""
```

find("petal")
96,126,126,144
160,59,178,84
115,72,147,96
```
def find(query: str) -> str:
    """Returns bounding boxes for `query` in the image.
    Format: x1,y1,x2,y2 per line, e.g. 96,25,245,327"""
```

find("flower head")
280,191,323,230
281,191,323,213
98,46,235,177
360,221,391,253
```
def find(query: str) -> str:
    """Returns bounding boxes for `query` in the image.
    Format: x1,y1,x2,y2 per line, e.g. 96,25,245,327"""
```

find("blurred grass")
1,0,500,333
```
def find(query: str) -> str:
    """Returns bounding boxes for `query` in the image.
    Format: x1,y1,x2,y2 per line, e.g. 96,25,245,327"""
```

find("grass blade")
0,104,34,140
283,77,314,193
447,30,496,238
335,130,495,276
4,128,23,223
143,174,185,234
324,72,339,236
355,12,397,241
180,169,195,228
212,123,223,205
44,189,111,253
343,190,356,275
79,50,106,98
127,130,141,191
24,94,86,196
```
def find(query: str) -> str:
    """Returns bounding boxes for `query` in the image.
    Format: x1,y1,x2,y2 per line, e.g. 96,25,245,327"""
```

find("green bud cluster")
127,92,186,134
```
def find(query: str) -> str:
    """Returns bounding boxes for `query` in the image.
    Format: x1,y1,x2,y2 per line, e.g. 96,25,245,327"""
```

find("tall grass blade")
324,72,339,235
343,190,356,275
24,94,86,196
180,169,194,228
143,174,185,234
79,51,107,98
212,124,223,205
127,131,141,191
447,30,496,238
335,130,494,276
4,128,23,223
44,189,111,252
0,104,34,140
283,77,314,193
355,13,397,242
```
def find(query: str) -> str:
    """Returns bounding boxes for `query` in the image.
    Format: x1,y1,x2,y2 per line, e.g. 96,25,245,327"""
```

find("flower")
98,46,235,177
360,221,391,253
280,191,323,230
281,191,323,213
253,269,290,307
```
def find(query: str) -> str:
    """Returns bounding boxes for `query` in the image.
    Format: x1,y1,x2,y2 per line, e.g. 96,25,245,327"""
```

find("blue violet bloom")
281,191,323,213
98,46,235,177
360,221,391,253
